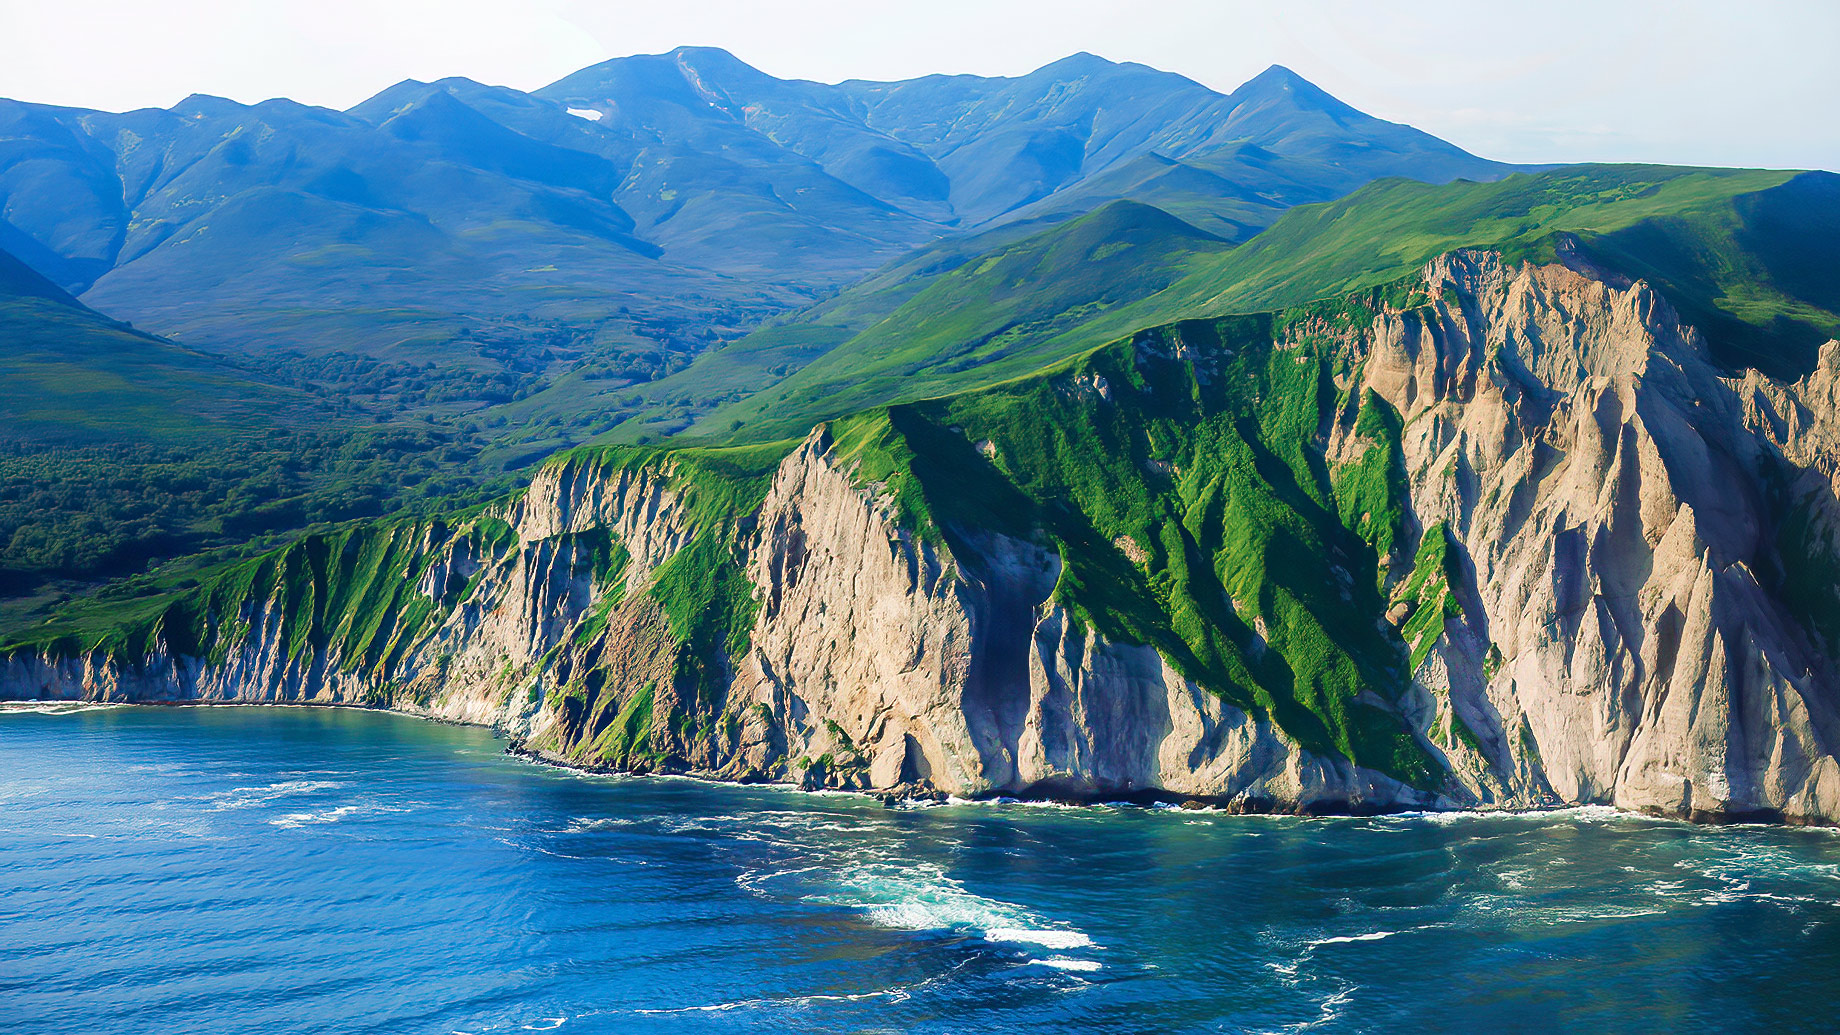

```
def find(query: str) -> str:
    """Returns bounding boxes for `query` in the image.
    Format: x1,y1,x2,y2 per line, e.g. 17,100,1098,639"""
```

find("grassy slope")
0,250,316,445
552,219,1063,445
1156,165,1837,377
674,200,1237,442
656,165,1833,447
0,246,519,631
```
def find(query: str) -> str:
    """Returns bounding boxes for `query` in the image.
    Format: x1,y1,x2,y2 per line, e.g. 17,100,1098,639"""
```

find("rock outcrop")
1357,252,1840,821
7,250,1840,823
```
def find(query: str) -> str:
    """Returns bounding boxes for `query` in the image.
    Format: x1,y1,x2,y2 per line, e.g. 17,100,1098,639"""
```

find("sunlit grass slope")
0,248,312,444
662,165,1836,445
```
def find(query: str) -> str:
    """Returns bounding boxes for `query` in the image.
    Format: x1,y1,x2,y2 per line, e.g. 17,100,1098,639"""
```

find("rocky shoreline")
9,697,1836,827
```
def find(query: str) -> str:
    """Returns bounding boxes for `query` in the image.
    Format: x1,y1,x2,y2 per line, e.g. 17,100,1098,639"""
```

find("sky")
1,0,1835,171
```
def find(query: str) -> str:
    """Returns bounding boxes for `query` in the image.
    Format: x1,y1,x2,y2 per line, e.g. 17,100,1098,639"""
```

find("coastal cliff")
8,251,1840,822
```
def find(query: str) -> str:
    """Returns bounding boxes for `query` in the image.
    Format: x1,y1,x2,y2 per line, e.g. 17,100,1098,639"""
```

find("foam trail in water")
205,779,345,811
270,802,406,828
636,987,912,1014
1388,804,1630,826
797,860,1098,954
1304,930,1399,949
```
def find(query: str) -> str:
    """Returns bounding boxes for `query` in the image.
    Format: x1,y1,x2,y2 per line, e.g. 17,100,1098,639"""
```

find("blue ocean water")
4,705,1839,1034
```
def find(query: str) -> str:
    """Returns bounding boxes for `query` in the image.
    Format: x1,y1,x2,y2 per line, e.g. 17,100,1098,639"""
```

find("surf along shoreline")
3,699,1825,827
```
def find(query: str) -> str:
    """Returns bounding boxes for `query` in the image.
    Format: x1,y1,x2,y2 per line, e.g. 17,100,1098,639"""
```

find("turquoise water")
4,706,1840,1034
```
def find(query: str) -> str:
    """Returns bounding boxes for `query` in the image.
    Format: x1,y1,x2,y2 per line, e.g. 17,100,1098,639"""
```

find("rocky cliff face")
7,251,1839,822
1353,252,1840,821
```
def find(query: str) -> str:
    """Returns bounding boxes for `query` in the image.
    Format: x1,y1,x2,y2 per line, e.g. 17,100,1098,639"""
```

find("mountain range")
0,49,1511,363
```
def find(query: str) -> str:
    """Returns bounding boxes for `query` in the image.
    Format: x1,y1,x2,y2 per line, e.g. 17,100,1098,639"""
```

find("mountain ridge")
0,50,1519,353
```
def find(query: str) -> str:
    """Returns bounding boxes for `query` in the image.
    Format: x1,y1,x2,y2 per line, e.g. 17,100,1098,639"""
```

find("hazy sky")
2,0,1835,170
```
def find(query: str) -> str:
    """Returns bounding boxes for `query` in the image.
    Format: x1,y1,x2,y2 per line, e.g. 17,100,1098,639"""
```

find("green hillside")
650,164,1834,445
0,247,507,617
525,217,1071,447
0,250,308,445
1158,165,1838,377
11,161,1836,667
627,200,1236,443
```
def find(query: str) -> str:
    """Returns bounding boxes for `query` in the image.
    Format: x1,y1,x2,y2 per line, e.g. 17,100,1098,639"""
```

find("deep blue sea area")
5,705,1840,1033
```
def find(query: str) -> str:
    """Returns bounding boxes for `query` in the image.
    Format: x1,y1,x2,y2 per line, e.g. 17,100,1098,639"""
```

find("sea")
4,704,1838,1034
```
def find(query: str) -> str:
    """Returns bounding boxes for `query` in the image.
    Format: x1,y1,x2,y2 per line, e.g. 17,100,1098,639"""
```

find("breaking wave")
797,860,1096,951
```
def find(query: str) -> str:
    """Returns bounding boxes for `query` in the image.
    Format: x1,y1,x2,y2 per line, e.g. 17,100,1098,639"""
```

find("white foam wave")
1390,804,1631,826
788,860,1099,956
208,779,345,810
1036,957,1102,972
1288,922,1451,962
492,836,602,860
269,802,404,828
0,702,127,715
1304,930,1399,949
636,987,910,1014
454,1013,600,1035
1681,842,1840,884
734,865,823,894
564,816,642,832
709,810,881,836
892,796,949,810
983,927,1095,949
1296,984,1358,1031
1495,868,1533,890
993,797,1123,813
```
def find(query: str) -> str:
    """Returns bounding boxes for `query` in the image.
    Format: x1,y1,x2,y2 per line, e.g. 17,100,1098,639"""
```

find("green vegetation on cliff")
1159,165,1840,378
2,512,522,671
1396,523,1467,673
822,287,1452,786
1333,390,1412,572
554,440,791,707
1766,480,1840,657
